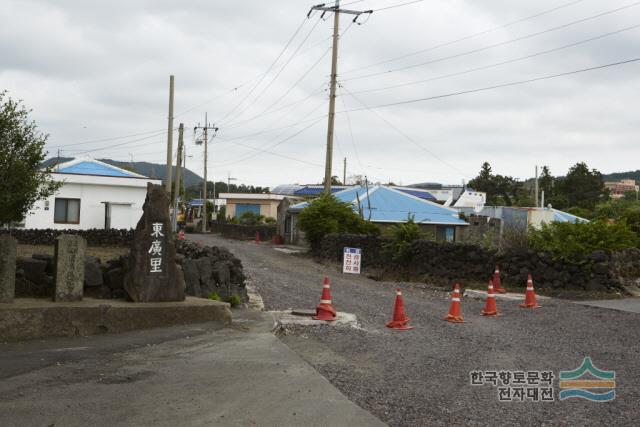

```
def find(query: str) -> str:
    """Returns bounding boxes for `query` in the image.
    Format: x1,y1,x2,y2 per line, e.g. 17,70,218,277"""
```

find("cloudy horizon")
2,0,639,188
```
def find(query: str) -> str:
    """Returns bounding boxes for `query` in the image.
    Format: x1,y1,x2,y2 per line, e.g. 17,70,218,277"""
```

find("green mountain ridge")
42,157,204,188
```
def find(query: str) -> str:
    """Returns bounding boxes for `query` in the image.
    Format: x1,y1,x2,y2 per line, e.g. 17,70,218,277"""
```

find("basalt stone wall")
175,240,248,302
1,229,133,246
210,223,277,242
316,233,638,293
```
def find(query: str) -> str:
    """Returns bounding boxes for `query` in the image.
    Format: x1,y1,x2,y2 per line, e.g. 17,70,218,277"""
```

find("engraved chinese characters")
124,183,185,302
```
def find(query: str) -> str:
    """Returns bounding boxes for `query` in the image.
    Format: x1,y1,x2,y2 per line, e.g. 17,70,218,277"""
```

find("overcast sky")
2,0,639,188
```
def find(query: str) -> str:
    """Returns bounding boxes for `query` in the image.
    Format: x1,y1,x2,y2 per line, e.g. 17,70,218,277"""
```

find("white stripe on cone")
452,297,461,302
320,299,332,304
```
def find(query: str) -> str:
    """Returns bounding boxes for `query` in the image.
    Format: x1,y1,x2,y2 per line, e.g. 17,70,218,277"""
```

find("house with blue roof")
284,185,468,245
23,157,162,230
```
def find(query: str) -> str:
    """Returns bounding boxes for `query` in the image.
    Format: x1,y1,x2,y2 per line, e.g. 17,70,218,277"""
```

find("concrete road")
0,310,385,427
188,234,640,427
573,298,640,313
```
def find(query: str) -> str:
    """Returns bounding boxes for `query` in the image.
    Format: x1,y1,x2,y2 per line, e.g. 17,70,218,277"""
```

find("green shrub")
207,292,220,301
383,217,423,261
264,216,276,224
528,220,638,260
226,295,241,307
239,211,264,225
297,195,379,250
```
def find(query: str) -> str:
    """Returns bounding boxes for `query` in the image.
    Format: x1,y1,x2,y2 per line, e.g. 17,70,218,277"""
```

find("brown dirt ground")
17,244,129,262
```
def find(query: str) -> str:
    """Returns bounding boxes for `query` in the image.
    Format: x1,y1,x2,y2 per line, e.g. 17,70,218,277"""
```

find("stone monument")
0,235,17,303
54,234,87,301
124,183,185,302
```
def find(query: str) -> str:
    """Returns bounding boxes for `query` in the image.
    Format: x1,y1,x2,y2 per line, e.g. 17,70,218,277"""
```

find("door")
235,204,261,218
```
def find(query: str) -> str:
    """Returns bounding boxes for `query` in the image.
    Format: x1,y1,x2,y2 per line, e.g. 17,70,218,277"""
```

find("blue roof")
57,160,141,178
552,208,589,224
291,186,467,226
395,188,436,201
293,186,348,196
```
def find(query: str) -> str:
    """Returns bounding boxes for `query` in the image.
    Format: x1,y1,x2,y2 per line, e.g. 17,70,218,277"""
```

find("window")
54,198,81,224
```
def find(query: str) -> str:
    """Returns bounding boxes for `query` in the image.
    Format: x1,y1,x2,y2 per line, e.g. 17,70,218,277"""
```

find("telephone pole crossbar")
308,1,371,195
193,114,218,233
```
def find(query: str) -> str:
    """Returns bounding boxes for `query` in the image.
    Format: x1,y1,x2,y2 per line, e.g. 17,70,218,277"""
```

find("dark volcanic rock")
84,256,104,288
124,183,185,302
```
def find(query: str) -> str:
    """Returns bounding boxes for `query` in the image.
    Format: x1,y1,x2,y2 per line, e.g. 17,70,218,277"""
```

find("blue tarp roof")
395,188,436,201
291,186,467,226
293,186,348,196
552,208,589,223
57,160,141,178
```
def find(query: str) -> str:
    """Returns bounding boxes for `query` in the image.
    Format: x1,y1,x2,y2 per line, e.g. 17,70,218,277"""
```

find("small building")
23,157,161,230
456,206,589,234
219,193,302,220
604,179,638,199
284,185,468,245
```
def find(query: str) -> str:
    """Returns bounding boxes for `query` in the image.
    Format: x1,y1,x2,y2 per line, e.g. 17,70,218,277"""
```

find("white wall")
23,176,160,230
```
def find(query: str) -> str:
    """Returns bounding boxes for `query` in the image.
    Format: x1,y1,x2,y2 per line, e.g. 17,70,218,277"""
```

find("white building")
23,157,161,230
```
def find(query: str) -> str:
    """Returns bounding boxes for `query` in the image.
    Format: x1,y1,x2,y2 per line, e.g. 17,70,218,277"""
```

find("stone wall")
210,223,277,242
175,240,247,302
1,228,133,246
316,233,639,294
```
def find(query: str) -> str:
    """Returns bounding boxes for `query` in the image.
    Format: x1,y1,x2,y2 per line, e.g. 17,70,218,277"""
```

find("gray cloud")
1,0,639,188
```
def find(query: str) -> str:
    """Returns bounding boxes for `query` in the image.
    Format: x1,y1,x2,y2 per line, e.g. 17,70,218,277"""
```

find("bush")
383,217,422,261
226,295,241,307
528,220,638,260
207,292,220,301
239,211,264,225
298,195,379,250
264,217,276,224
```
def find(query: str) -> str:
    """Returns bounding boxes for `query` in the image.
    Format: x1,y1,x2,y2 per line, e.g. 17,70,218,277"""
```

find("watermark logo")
559,357,616,402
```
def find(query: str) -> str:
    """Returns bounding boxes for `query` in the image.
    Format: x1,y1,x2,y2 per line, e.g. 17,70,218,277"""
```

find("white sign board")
342,247,362,274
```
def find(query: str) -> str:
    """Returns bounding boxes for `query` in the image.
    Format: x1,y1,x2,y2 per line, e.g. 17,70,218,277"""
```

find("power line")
216,16,310,125
50,128,166,149
348,23,640,95
338,85,363,170
66,129,173,155
340,57,640,112
339,84,470,178
340,0,588,75
343,1,640,82
220,16,324,126
372,0,426,12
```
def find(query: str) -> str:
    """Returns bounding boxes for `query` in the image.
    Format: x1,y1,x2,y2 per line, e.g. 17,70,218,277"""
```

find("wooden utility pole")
535,165,539,208
172,123,184,232
194,114,218,233
165,75,175,194
343,157,347,186
309,2,371,195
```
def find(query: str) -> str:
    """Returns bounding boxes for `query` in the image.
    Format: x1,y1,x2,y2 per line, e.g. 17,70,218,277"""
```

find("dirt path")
190,234,640,427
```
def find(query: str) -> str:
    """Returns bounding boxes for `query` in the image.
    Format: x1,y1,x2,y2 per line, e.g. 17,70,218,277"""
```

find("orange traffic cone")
386,288,414,330
520,274,541,308
481,280,500,316
492,265,506,294
314,277,337,321
444,283,465,323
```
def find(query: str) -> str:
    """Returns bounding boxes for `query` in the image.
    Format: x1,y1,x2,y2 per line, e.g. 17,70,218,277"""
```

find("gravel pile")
189,234,640,427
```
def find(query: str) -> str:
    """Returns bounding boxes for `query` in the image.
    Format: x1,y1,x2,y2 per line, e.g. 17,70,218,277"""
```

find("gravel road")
190,234,640,427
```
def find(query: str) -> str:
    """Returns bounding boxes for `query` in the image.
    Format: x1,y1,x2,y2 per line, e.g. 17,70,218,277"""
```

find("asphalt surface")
189,234,640,427
0,310,385,427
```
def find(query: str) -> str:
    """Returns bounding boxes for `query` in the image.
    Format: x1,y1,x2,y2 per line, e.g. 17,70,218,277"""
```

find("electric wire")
347,23,640,95
343,1,640,82
340,0,588,75
340,57,640,112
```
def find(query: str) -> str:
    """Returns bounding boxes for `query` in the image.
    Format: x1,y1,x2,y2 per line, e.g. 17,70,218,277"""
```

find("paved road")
0,310,385,427
190,234,640,427
573,298,640,314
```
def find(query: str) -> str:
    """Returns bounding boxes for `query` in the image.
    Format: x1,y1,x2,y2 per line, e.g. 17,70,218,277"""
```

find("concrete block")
0,235,17,303
54,235,87,302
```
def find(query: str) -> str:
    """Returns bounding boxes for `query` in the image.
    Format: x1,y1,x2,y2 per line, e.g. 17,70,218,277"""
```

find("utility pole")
194,114,218,233
534,165,539,208
308,2,371,195
227,172,237,193
172,123,184,232
165,75,175,194
343,157,347,186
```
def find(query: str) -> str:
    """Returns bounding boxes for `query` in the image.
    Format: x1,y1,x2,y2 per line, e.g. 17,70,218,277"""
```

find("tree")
468,162,525,206
0,92,59,224
538,165,554,203
555,162,608,210
297,195,378,250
